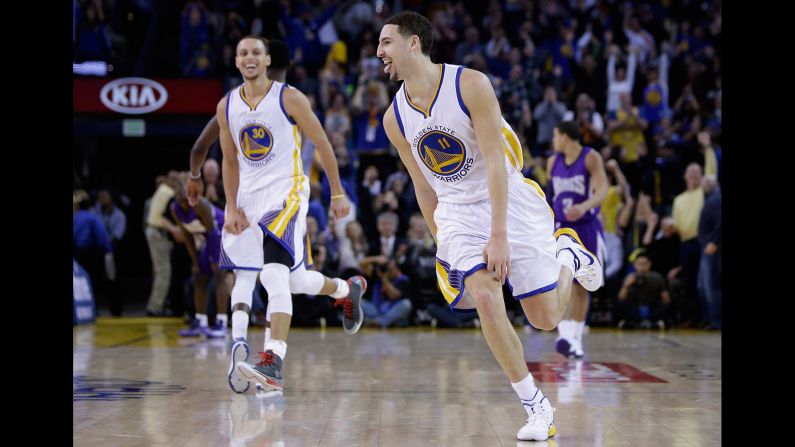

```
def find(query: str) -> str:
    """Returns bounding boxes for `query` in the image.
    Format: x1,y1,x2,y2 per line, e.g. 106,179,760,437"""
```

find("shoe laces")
256,351,275,367
524,400,555,424
334,297,353,319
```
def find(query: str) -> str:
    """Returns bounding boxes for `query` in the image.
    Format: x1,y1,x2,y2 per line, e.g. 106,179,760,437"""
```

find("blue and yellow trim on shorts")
436,255,558,304
436,257,485,313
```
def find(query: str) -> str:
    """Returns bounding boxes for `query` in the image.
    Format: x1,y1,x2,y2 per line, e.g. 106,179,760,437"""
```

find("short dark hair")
384,12,434,56
238,35,269,54
556,121,581,142
267,39,291,70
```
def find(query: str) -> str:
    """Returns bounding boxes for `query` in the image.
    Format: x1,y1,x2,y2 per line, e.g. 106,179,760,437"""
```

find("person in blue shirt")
74,190,116,315
359,259,412,328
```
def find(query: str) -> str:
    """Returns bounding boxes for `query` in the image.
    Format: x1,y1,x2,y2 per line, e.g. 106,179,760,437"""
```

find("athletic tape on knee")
261,263,292,316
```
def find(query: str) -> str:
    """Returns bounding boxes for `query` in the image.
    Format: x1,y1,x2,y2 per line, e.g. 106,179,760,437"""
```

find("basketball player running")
210,36,366,394
378,12,602,441
171,173,230,339
548,121,608,358
184,40,362,393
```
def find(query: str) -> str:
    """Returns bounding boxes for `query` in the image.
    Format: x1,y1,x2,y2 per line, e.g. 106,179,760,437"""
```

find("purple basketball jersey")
550,147,599,224
171,202,224,233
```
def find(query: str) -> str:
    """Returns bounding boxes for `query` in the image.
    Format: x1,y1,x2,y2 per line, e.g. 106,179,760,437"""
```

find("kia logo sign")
99,78,168,114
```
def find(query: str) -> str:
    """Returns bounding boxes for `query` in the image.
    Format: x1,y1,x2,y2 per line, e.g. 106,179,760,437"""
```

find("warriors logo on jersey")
239,123,274,162
417,131,467,177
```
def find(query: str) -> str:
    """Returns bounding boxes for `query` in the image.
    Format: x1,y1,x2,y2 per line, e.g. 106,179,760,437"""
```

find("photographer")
359,258,413,328
616,250,671,329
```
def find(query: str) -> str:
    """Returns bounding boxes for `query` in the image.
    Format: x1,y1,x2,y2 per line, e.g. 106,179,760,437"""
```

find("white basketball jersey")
392,64,524,204
226,80,305,194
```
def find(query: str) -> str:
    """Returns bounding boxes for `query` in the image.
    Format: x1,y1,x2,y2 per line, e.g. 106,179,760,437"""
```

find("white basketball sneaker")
517,394,557,441
554,227,603,292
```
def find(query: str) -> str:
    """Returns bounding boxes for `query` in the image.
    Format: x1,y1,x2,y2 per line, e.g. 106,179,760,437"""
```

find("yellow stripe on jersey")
435,260,459,305
502,126,524,171
267,125,304,237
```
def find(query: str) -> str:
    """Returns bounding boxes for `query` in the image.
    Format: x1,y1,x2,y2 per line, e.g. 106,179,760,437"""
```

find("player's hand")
605,159,619,172
483,233,511,285
224,207,249,234
565,204,587,221
186,177,204,207
330,194,351,219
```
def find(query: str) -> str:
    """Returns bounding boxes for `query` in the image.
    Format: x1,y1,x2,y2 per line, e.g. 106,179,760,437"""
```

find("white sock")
557,319,571,339
330,278,350,299
196,313,208,327
264,304,272,345
574,320,585,342
217,313,228,327
264,339,287,360
232,310,248,340
511,373,541,404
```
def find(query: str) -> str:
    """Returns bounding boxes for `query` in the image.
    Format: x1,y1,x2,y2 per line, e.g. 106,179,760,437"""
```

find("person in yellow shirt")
672,163,704,327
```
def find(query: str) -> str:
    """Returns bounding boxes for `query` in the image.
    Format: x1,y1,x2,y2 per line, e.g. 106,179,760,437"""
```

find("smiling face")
377,13,434,82
377,24,411,82
235,37,270,81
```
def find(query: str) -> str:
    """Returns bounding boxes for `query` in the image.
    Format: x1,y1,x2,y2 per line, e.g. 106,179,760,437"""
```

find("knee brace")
260,263,292,316
231,270,258,312
288,265,325,295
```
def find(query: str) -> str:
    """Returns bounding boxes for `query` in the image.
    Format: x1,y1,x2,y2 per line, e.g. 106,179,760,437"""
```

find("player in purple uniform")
171,173,231,338
547,121,608,358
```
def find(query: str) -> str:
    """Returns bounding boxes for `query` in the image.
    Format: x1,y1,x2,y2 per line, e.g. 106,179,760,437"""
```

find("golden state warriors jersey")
226,80,305,194
392,64,524,204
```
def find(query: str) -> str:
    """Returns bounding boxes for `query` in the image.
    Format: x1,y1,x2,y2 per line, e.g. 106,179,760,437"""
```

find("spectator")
616,250,670,329
180,2,210,74
696,131,719,178
639,47,671,128
92,188,126,315
75,1,112,62
672,163,704,327
324,92,352,138
607,92,648,190
202,159,225,209
573,53,607,114
671,85,702,147
498,64,533,136
622,9,656,65
455,25,484,65
647,216,684,325
563,93,605,149
351,80,392,180
290,64,319,98
144,171,183,316
361,211,408,281
360,259,413,328
73,189,116,316
697,175,721,330
337,220,369,278
608,92,648,165
533,86,567,155
92,189,126,246
606,45,638,114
